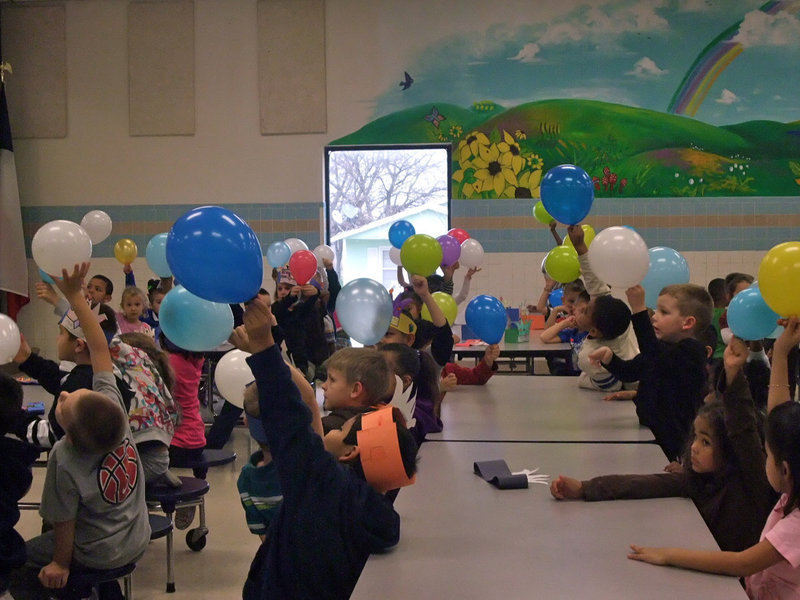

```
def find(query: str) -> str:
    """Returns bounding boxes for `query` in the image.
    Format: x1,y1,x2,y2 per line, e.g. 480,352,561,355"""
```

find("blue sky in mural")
374,0,800,126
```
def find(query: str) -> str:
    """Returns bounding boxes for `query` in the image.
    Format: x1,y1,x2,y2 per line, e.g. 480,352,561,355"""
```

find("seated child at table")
625,320,800,599
589,283,713,462
234,297,418,600
542,279,585,328
551,336,776,554
0,374,39,600
10,264,150,600
238,384,283,543
320,347,393,433
440,343,501,392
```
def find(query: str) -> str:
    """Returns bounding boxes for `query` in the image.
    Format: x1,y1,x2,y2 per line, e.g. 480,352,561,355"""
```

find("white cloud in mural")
716,89,740,105
508,43,542,63
774,94,784,101
732,10,800,48
626,57,668,78
539,2,668,45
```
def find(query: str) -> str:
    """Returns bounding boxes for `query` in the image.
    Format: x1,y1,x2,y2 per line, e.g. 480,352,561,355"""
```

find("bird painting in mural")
399,71,413,90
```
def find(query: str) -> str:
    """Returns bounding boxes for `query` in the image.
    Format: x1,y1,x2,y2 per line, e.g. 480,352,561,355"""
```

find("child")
439,343,501,401
0,374,39,600
238,384,283,542
589,283,713,462
626,319,800,599
14,263,150,599
551,336,776,554
540,291,591,376
542,279,586,328
116,286,154,337
320,347,393,433
707,277,728,361
233,296,418,599
36,273,115,320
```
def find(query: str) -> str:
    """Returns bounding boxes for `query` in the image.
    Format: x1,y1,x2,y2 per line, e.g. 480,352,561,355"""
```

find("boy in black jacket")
235,297,418,599
589,283,713,461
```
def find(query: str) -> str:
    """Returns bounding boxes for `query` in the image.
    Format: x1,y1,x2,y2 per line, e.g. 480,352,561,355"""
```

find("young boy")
233,297,418,599
320,347,393,433
589,283,713,461
13,263,150,599
540,291,591,376
36,273,115,319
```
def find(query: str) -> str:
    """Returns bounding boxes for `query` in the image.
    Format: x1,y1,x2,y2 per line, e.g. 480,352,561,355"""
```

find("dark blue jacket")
244,346,400,599
0,436,38,583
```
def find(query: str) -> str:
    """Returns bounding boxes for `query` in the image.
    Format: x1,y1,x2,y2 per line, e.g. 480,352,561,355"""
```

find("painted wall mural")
332,1,800,199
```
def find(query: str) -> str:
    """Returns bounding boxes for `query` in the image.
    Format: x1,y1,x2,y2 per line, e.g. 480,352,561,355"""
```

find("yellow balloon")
564,224,596,249
421,291,458,325
758,241,800,317
114,239,138,264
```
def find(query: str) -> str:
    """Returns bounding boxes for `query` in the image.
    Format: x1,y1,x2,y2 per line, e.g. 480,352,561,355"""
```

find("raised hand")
625,285,646,313
53,263,90,302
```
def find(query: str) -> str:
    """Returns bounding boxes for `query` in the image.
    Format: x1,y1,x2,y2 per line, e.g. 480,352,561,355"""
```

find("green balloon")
544,245,580,283
533,201,554,225
400,234,443,277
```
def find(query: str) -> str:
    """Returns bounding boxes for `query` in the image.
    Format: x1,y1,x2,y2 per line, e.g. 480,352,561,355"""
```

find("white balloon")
284,237,309,255
80,210,113,244
31,220,93,277
587,226,650,288
460,238,484,269
214,349,254,409
313,244,335,266
0,314,21,364
389,247,402,266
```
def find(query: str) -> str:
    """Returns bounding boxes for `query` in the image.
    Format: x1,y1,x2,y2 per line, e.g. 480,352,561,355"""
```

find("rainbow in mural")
668,0,800,117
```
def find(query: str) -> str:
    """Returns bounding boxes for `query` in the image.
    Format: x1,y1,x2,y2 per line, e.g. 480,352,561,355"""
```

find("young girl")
551,336,776,554
627,318,800,598
143,279,168,330
117,286,154,337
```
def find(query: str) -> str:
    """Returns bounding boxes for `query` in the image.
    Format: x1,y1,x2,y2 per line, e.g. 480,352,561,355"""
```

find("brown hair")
119,332,176,392
324,347,392,405
68,392,127,454
659,283,713,334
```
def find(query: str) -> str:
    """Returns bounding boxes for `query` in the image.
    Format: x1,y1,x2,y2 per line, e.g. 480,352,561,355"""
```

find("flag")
0,81,29,317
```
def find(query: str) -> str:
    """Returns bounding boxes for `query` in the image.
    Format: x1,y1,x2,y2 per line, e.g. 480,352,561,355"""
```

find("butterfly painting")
424,106,446,128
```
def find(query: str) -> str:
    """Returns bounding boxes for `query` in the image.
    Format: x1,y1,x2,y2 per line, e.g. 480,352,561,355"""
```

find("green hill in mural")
331,99,800,197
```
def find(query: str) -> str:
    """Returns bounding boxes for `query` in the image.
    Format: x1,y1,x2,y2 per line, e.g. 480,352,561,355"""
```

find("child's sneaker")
174,506,196,530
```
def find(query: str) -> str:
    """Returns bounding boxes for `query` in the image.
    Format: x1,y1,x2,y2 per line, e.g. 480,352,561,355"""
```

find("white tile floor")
18,425,260,599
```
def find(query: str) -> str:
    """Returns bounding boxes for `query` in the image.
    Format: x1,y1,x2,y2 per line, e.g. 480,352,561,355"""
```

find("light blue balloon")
641,247,690,309
389,220,416,249
540,164,594,226
166,206,263,304
266,241,292,269
727,287,779,341
335,278,393,346
158,285,234,351
465,295,507,344
39,269,54,284
146,233,172,277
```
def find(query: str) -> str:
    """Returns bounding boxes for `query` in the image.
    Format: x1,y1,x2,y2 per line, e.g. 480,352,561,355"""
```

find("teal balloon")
267,241,291,268
335,278,393,346
727,287,779,341
159,285,234,351
540,164,594,226
146,233,171,277
641,247,690,308
166,206,263,304
39,269,54,284
465,295,506,344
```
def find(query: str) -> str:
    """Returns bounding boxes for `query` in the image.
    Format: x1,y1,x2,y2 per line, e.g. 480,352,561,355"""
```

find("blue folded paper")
473,459,528,489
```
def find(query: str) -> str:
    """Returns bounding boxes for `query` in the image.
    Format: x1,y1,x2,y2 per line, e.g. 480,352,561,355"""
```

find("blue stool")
61,563,135,600
186,448,237,471
146,476,210,593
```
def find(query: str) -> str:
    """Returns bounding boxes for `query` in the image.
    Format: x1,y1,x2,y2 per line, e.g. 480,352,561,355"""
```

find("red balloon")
447,228,470,245
289,250,318,285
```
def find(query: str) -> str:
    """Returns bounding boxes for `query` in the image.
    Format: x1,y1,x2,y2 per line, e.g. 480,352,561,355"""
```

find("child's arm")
768,317,800,414
453,267,479,305
625,286,659,356
627,538,782,577
123,263,135,287
441,262,457,296
590,345,647,383
549,221,563,246
540,316,576,343
38,519,76,589
54,263,112,375
35,281,70,317
413,275,454,366
534,273,557,315
396,266,410,289
569,225,610,297
543,304,566,328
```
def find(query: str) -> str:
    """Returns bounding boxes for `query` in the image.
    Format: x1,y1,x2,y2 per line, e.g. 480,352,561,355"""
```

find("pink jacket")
168,352,206,449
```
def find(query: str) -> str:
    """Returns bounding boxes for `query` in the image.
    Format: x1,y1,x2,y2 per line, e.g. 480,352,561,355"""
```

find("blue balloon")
159,285,234,351
335,278,393,346
465,295,507,344
641,247,690,309
39,269,54,284
166,206,263,303
548,288,564,308
266,241,292,269
540,164,594,226
389,220,416,250
146,233,172,277
727,287,779,341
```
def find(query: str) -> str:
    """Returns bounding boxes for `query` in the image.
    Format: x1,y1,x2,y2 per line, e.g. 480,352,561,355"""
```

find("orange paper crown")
357,406,416,493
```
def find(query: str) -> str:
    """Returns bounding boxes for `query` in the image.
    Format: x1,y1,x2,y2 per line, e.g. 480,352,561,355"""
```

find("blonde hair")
659,284,713,334
324,348,391,405
120,286,148,308
68,392,127,454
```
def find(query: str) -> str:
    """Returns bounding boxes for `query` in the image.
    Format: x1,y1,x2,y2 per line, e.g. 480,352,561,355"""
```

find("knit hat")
277,267,297,287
